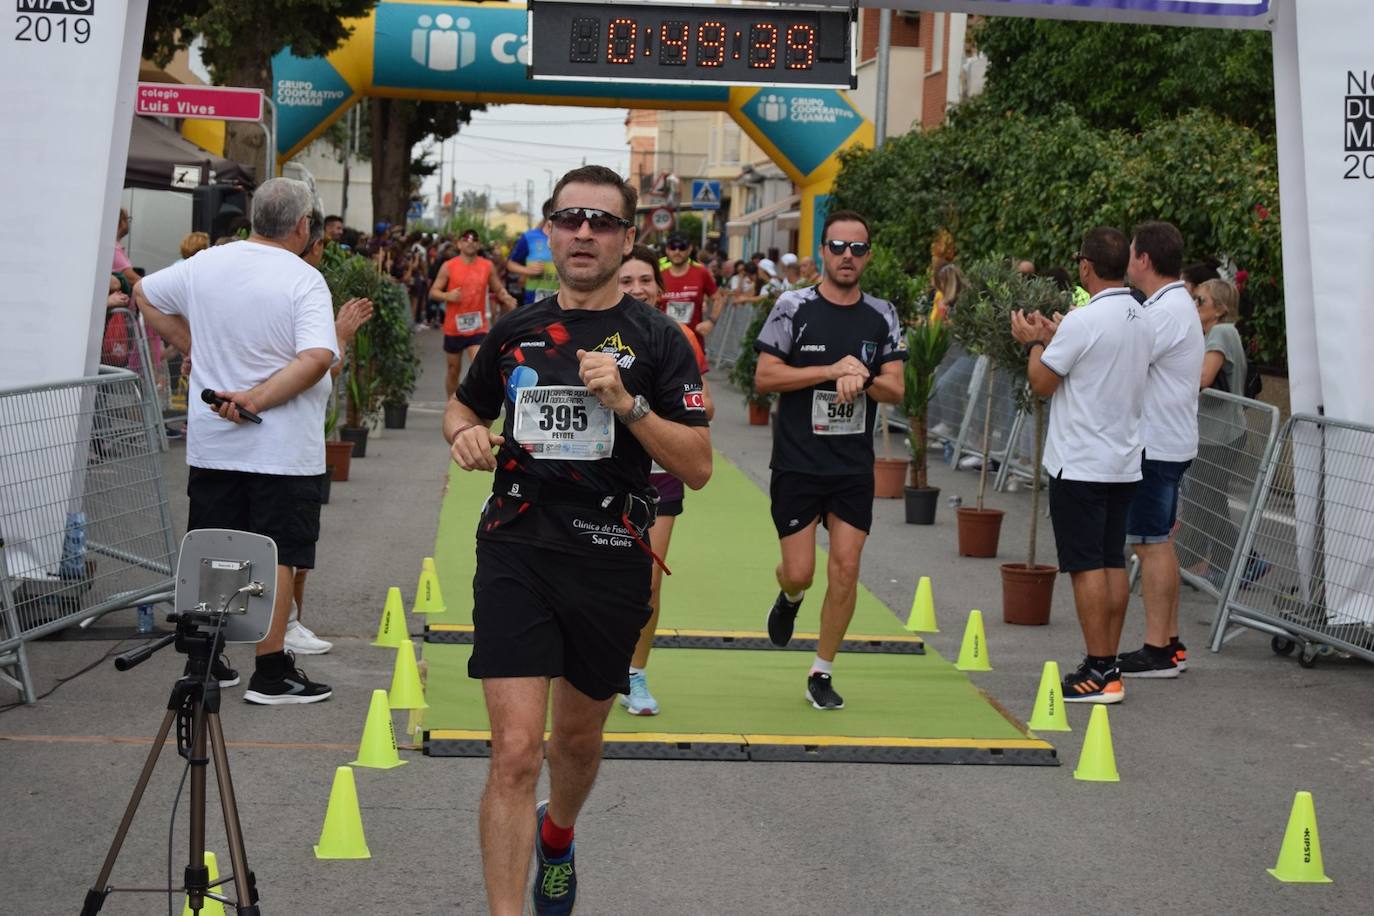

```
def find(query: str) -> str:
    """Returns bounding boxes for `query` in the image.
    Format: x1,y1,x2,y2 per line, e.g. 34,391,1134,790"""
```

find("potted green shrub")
902,314,951,523
949,261,1014,557
730,300,776,425
975,270,1071,624
372,280,420,430
861,246,928,497
323,386,354,482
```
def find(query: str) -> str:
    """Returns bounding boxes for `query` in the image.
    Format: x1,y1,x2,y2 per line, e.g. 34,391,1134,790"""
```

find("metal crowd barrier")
706,301,751,371
949,357,1022,471
1209,413,1374,666
1175,390,1282,601
102,306,174,452
925,345,978,461
0,368,178,704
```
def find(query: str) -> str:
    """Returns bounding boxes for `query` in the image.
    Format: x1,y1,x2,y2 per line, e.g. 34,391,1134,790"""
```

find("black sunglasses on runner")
824,239,871,257
549,207,633,234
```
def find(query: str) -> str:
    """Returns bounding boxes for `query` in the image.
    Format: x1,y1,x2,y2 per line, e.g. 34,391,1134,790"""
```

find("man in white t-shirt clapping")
135,177,338,706
1011,227,1152,704
1117,221,1205,679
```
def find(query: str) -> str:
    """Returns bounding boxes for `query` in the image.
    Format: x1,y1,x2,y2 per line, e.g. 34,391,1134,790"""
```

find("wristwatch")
1024,340,1046,357
618,395,651,424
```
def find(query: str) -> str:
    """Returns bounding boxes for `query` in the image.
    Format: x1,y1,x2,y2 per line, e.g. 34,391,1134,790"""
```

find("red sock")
540,810,574,858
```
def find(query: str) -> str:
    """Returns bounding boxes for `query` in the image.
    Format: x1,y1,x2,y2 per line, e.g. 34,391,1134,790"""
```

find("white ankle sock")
628,666,644,677
784,589,805,603
810,656,833,676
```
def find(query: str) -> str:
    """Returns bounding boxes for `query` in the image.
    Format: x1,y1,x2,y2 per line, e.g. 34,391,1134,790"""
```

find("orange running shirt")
440,256,494,337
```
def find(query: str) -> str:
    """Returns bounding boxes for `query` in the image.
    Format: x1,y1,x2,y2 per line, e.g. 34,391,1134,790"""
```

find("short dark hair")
1131,221,1184,279
1181,261,1221,287
822,209,870,243
324,215,342,227
623,244,665,289
541,198,554,219
1080,227,1129,281
551,166,637,220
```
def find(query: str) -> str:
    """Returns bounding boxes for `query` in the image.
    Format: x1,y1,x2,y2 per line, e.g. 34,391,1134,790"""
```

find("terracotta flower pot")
956,507,1005,557
747,401,770,426
873,458,909,499
325,439,355,482
1000,563,1058,625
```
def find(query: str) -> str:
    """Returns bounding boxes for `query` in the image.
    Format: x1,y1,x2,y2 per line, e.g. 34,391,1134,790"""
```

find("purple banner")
984,0,1269,17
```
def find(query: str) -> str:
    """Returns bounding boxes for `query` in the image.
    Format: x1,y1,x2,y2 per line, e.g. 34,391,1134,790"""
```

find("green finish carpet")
419,453,1054,763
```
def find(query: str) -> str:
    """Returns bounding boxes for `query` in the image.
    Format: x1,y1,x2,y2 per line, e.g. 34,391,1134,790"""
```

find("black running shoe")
185,653,239,688
767,591,802,647
243,652,332,705
805,672,845,710
1062,660,1124,704
1117,644,1180,679
532,800,576,915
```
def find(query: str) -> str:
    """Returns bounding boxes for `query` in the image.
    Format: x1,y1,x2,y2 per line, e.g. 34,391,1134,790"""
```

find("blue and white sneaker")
618,671,660,716
532,801,577,915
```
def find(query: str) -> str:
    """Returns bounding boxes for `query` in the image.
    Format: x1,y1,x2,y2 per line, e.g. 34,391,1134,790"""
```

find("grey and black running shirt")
754,286,906,476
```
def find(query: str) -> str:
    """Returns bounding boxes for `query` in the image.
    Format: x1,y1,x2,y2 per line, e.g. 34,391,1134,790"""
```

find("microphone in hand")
200,389,263,425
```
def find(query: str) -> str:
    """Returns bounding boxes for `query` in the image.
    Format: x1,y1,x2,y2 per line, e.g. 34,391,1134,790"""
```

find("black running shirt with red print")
456,293,708,558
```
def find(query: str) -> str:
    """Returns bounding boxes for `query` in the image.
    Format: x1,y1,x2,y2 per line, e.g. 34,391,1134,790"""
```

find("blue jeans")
1125,454,1193,544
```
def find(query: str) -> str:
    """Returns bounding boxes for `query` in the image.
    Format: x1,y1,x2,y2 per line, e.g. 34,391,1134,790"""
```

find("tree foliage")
973,18,1276,135
833,102,1284,365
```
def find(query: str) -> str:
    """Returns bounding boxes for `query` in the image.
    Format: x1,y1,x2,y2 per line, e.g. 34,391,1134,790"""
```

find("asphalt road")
2,330,1371,915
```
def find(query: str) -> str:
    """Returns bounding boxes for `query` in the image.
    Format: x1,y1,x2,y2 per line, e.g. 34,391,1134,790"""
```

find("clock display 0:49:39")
570,17,820,71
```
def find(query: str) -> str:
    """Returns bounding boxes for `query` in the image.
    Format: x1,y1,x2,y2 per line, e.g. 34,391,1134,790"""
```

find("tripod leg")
82,709,178,916
184,701,210,913
207,713,261,914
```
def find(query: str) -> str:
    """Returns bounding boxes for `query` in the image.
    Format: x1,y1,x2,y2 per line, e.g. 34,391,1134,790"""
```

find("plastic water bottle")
137,604,155,635
60,511,87,579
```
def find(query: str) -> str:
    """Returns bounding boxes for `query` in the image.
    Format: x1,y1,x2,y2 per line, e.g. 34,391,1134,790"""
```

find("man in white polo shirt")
1117,221,1205,679
1011,227,1152,704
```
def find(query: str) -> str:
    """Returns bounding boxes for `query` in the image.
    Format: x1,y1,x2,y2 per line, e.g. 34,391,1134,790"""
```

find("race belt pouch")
493,473,669,573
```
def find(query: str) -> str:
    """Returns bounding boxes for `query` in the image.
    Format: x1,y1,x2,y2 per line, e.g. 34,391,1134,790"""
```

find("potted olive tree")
902,314,951,523
977,272,1072,624
373,280,419,430
730,300,776,425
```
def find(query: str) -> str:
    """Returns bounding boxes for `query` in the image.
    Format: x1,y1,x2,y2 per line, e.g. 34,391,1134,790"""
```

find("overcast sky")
416,104,632,215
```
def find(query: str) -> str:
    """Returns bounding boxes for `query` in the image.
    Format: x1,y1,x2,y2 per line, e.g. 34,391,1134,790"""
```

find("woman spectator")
112,209,141,290
1179,279,1252,588
930,262,967,321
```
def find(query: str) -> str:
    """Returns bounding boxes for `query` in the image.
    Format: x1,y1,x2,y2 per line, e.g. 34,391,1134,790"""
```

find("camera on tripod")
83,529,278,916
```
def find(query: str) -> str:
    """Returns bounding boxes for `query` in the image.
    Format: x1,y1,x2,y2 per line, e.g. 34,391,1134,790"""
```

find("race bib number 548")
513,386,614,460
811,389,866,436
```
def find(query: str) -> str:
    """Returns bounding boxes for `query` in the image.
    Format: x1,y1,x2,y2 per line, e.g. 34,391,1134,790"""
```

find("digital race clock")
527,1,857,89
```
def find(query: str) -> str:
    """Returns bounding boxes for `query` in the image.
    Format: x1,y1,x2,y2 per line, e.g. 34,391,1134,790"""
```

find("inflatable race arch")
272,0,876,253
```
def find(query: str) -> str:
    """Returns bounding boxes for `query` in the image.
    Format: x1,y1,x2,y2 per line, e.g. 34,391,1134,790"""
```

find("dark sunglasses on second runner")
824,239,871,257
549,207,634,234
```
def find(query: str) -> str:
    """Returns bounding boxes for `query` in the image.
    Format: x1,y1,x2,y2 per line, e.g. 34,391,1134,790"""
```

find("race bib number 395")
512,386,614,460
811,390,866,436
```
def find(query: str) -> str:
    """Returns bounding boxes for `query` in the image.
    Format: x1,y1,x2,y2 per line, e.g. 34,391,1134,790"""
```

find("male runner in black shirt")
443,166,712,916
753,210,906,710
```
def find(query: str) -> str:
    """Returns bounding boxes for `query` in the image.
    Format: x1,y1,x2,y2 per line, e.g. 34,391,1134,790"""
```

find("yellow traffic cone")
1028,661,1071,732
904,576,939,632
1267,791,1333,883
422,556,437,576
1073,705,1120,782
370,587,407,648
314,767,371,860
182,850,226,916
388,639,429,710
954,610,991,671
351,689,408,770
412,562,446,615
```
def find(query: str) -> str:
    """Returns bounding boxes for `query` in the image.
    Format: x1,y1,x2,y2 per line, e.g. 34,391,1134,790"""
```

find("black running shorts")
443,332,486,354
468,540,651,700
1047,475,1138,573
769,469,874,539
186,467,324,569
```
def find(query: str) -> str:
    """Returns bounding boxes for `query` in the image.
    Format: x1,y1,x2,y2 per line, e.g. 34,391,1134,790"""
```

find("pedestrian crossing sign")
690,179,721,210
